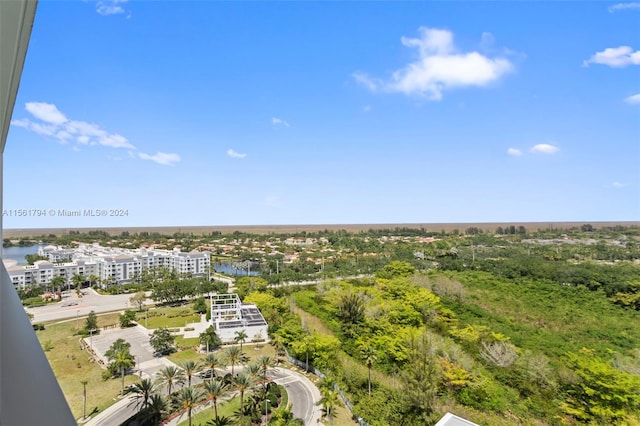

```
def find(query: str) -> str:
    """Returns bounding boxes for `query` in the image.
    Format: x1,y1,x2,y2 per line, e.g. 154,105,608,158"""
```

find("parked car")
197,369,214,379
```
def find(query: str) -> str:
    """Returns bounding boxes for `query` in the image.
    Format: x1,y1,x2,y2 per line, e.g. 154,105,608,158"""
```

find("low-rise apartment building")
4,244,210,289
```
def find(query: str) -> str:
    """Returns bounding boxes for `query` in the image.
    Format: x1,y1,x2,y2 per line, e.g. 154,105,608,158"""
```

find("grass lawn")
174,335,201,351
178,394,241,426
36,313,139,422
293,306,335,336
322,403,355,426
143,303,201,329
167,348,202,365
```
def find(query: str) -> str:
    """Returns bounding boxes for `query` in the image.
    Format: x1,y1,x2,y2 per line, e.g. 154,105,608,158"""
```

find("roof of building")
434,413,479,426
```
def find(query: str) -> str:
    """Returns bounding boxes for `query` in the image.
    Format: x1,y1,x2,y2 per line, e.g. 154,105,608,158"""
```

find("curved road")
86,364,322,426
269,367,322,424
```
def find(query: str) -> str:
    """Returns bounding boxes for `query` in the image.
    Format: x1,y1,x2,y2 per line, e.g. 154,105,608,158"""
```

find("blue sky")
5,0,640,228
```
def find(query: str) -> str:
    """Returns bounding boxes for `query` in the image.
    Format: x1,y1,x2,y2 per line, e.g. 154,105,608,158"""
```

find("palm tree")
205,416,233,426
245,362,262,382
256,355,275,387
203,352,224,381
298,335,315,372
126,378,156,411
113,349,135,394
360,345,378,396
318,388,341,426
203,379,229,422
178,386,204,426
234,329,248,352
89,274,99,288
181,360,198,387
72,274,84,297
51,276,65,294
143,394,167,425
233,372,254,423
269,405,305,426
200,325,222,353
272,335,286,363
80,379,88,420
225,346,243,376
156,366,185,396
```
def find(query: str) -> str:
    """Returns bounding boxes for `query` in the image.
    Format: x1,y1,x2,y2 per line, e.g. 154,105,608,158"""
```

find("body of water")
213,262,261,276
2,245,43,265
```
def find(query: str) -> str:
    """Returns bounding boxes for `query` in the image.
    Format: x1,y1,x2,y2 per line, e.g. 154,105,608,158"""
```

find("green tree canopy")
149,328,175,355
119,310,137,328
85,310,98,332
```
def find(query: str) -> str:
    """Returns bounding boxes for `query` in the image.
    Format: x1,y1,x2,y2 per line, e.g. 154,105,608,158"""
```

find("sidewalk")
83,394,135,426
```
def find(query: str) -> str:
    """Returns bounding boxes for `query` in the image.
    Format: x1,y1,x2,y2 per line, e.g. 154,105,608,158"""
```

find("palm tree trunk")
188,407,192,426
368,366,372,395
82,384,87,419
213,398,218,420
121,368,125,394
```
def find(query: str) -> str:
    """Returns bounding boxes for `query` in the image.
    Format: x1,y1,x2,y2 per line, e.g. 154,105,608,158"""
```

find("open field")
5,221,638,237
36,313,139,422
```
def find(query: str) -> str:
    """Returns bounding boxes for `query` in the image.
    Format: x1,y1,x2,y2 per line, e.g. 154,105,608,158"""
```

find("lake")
2,244,43,265
213,262,261,276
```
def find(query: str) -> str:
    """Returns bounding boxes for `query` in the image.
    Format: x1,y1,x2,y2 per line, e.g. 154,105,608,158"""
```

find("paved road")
26,288,153,323
270,368,322,424
86,365,321,426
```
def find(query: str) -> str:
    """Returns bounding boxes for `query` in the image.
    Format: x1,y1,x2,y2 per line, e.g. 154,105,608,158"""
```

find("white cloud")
583,46,640,67
25,102,68,124
507,147,522,156
353,27,514,100
271,117,290,127
612,181,626,188
138,152,180,166
624,93,640,104
96,0,128,16
11,101,178,165
530,144,559,155
609,2,640,12
227,149,247,159
12,102,136,150
352,72,381,92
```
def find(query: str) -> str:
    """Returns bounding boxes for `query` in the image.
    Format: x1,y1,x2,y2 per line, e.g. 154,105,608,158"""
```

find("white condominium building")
4,243,210,289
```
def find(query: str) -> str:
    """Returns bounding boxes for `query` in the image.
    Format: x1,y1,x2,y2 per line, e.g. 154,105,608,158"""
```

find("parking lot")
85,325,156,369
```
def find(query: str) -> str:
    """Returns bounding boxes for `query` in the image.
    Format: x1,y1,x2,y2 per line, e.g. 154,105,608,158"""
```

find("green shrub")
457,379,515,412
